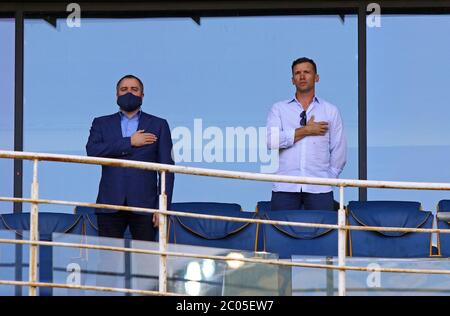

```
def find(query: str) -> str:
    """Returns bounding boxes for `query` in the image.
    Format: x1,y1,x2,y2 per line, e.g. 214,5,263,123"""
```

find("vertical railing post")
158,171,168,293
325,256,334,296
338,185,346,296
29,159,39,296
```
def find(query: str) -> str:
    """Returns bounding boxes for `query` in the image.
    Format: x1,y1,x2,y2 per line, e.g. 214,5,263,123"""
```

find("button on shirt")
266,96,347,193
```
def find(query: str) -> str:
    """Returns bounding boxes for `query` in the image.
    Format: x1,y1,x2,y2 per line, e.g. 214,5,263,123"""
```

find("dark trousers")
271,191,335,211
97,212,156,241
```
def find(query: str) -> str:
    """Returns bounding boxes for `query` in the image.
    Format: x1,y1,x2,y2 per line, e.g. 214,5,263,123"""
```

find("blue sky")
1,14,450,213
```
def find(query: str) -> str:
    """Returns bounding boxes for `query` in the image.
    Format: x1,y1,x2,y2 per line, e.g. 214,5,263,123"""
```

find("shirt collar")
288,96,320,112
119,109,142,120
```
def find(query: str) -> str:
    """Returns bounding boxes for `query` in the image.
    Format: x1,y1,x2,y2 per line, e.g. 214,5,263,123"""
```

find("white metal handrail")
3,150,450,190
1,196,449,234
1,238,447,275
1,150,450,296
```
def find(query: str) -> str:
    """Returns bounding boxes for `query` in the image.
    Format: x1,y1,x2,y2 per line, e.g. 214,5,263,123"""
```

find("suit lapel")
137,112,152,132
113,112,123,139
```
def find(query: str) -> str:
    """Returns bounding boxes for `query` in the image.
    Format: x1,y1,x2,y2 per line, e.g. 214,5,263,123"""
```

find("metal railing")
2,150,450,296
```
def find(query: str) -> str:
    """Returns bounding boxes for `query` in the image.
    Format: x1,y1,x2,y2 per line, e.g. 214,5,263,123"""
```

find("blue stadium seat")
436,200,450,257
255,201,271,251
168,202,259,252
347,201,432,258
74,206,98,236
0,212,84,296
259,209,338,258
74,206,133,239
256,201,271,213
256,200,340,212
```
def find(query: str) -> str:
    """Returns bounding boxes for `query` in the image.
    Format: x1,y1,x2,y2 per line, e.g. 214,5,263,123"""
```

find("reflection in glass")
48,233,288,296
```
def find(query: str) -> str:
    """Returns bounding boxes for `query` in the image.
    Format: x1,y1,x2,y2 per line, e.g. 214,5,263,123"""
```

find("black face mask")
117,92,142,112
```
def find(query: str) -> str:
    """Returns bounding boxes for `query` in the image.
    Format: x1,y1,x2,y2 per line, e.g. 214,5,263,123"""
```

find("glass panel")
0,230,29,296
0,18,15,214
51,233,286,296
24,16,357,212
292,256,450,296
367,15,450,212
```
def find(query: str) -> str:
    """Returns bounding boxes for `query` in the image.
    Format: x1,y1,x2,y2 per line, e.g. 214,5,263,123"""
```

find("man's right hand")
131,129,158,147
304,115,328,136
294,115,328,142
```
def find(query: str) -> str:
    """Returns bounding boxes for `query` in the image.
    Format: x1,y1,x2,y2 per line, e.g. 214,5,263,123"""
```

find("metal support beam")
13,11,23,212
358,3,367,201
2,0,450,15
0,1,359,15
14,9,24,296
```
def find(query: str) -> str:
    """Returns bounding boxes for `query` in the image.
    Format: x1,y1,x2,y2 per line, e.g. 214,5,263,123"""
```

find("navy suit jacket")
86,111,174,213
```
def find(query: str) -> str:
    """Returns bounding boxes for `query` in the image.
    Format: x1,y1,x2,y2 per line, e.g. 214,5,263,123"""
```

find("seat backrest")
261,209,338,258
74,206,134,239
348,200,421,213
74,206,95,215
348,201,425,237
0,212,83,239
171,202,242,214
436,200,450,257
438,200,450,212
256,201,271,213
169,202,258,251
347,200,432,258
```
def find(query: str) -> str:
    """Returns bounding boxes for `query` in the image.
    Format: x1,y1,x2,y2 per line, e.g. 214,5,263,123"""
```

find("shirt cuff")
120,137,132,155
285,128,295,147
329,167,341,178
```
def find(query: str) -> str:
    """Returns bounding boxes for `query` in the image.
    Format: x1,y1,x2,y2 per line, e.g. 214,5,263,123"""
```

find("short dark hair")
291,57,317,74
116,74,144,92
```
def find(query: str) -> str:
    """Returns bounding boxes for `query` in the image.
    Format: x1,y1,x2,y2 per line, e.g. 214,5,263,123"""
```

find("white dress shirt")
266,96,347,193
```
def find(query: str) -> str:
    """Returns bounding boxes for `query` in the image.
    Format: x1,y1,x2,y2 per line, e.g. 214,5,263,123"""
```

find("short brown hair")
291,57,317,74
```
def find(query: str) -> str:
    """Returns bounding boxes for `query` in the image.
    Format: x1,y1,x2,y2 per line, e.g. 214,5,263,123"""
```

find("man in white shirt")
266,57,347,210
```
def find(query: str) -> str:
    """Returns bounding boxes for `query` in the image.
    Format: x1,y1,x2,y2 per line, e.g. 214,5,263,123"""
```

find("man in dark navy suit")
86,74,174,241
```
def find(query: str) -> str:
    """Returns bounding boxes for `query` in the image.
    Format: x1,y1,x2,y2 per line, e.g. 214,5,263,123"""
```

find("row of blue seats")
1,200,450,259
166,200,440,259
1,200,449,296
